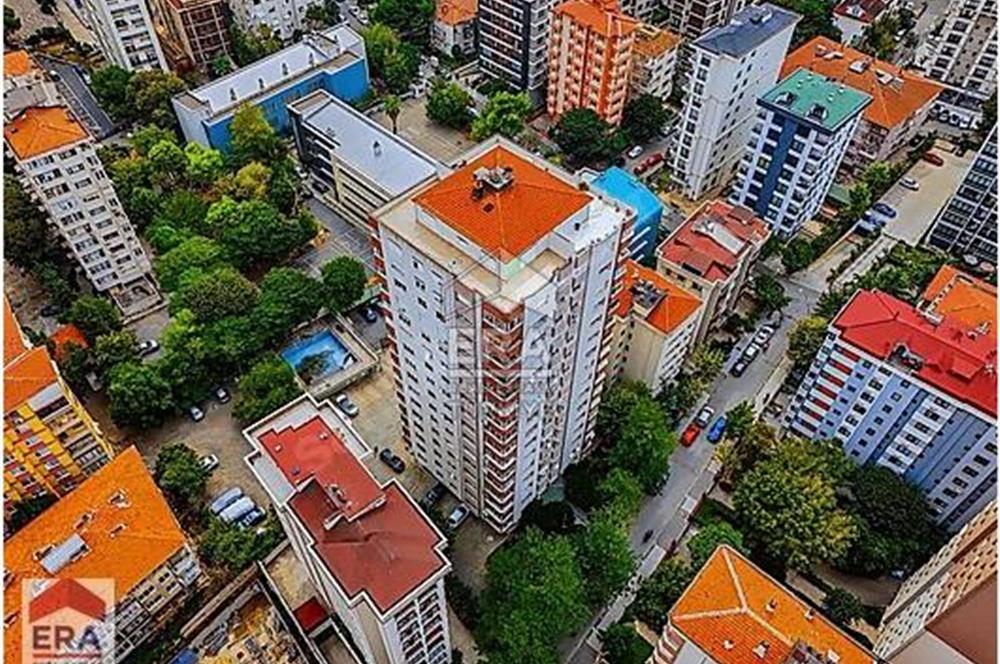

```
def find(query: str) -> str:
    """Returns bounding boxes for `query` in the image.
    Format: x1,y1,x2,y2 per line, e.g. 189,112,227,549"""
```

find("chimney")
752,641,770,658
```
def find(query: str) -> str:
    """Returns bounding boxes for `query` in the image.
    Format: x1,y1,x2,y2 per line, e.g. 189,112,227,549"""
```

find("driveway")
33,53,116,139
297,197,376,277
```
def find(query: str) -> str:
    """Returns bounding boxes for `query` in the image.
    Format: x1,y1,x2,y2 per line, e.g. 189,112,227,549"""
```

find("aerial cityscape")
0,0,995,658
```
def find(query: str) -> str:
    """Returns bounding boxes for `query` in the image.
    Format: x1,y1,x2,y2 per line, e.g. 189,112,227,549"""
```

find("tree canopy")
426,78,473,129
234,354,302,424
687,521,747,570
470,92,533,141
154,443,211,510
322,256,368,313
107,362,175,429
621,94,670,144
64,296,122,343
552,108,614,165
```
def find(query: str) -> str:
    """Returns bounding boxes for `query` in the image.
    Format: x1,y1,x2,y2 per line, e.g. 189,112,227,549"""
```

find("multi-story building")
77,0,167,70
546,0,638,125
587,166,663,262
229,0,324,42
629,25,682,101
372,138,630,532
4,106,159,315
919,264,996,332
151,0,232,70
654,545,877,664
610,260,702,389
433,0,478,56
660,0,747,39
783,37,943,170
923,0,997,101
656,199,770,343
288,89,443,227
4,447,202,661
673,4,799,201
785,289,997,531
925,125,997,269
875,501,996,664
729,68,871,237
833,0,889,45
244,394,451,664
477,0,554,103
3,51,61,118
4,298,113,516
173,25,370,150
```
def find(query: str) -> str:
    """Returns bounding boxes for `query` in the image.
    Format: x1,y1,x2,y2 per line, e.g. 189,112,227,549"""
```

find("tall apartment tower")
729,68,871,237
4,106,159,315
78,0,167,70
926,125,997,270
150,0,232,70
478,0,554,102
372,138,630,533
673,4,799,201
546,0,639,126
661,0,747,39
923,0,997,100
875,501,996,664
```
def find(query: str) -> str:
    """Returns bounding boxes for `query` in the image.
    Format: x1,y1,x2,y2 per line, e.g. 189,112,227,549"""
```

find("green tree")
781,237,815,273
521,500,578,534
131,124,177,156
255,267,324,341
426,78,473,129
154,190,210,237
621,94,670,144
688,522,746,570
787,315,828,371
717,421,779,487
199,516,282,572
171,267,259,322
322,256,368,313
689,344,725,382
184,142,225,187
234,355,302,424
148,140,189,189
383,94,402,134
208,198,312,268
65,296,122,343
90,65,133,119
363,22,401,77
5,6,22,37
267,158,301,213
223,161,272,200
383,42,420,94
774,0,842,47
596,379,649,443
211,54,233,76
157,310,214,406
56,342,92,392
598,468,643,522
5,175,59,270
724,401,755,443
752,273,790,314
92,329,140,377
837,181,872,226
154,443,210,510
575,511,636,606
155,236,227,291
107,362,175,429
630,558,693,629
230,24,282,66
370,0,434,44
471,91,532,141
609,398,673,494
823,588,864,628
552,108,613,164
602,623,652,664
125,71,187,128
230,103,284,166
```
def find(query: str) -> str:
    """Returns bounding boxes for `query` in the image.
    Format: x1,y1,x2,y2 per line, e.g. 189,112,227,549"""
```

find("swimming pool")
280,330,356,382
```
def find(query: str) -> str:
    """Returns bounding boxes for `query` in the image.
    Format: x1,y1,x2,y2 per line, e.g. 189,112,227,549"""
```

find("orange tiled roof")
50,324,90,360
554,0,639,38
4,106,88,160
436,0,477,25
4,296,28,365
414,145,592,259
617,260,701,335
782,37,943,130
920,264,997,334
4,346,58,412
4,51,37,78
670,546,876,664
634,26,681,57
4,448,189,662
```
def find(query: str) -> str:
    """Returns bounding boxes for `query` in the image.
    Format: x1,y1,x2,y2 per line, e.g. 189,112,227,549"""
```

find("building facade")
288,89,443,227
656,200,769,343
629,25,681,101
546,0,638,126
477,0,554,102
587,166,663,262
151,0,232,70
673,4,799,201
785,289,997,531
925,125,997,270
923,0,997,100
4,106,159,315
244,395,452,664
4,447,202,661
173,25,370,150
782,37,943,171
433,0,478,56
372,139,630,533
875,501,996,664
729,68,871,237
229,0,324,41
660,0,747,40
832,0,888,45
77,0,167,70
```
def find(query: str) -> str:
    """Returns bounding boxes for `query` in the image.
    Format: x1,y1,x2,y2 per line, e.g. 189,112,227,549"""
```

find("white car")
188,405,205,422
627,145,644,159
753,325,775,346
900,176,920,191
200,454,219,472
742,342,762,362
447,504,471,529
694,406,715,428
334,393,359,417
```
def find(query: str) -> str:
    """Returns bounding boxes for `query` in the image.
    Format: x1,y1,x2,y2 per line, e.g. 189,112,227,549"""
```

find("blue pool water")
281,330,355,381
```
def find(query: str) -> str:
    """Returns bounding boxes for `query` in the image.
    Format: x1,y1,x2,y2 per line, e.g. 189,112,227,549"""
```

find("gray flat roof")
294,90,442,197
694,4,800,58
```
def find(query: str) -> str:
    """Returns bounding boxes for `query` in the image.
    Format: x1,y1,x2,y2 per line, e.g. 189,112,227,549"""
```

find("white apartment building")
78,0,167,70
477,0,554,103
229,0,324,41
372,138,630,533
785,289,997,532
245,395,452,664
729,68,871,237
629,25,682,101
4,106,160,315
661,0,747,39
673,4,798,201
288,89,443,227
923,0,997,100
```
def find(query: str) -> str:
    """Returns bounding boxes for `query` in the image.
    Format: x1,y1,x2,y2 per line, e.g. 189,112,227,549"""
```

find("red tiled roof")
834,290,997,416
833,0,886,23
4,106,88,160
436,0,476,25
670,546,876,664
617,260,701,335
5,346,58,412
259,416,447,613
414,145,591,260
4,296,28,365
920,265,997,334
49,324,89,360
782,37,943,130
4,51,37,78
553,0,639,38
658,200,769,283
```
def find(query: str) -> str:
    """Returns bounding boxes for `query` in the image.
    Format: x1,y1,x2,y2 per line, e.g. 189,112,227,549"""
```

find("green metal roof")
760,67,872,132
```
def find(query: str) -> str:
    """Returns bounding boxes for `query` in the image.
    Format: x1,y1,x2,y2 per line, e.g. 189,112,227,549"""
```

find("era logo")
22,578,115,664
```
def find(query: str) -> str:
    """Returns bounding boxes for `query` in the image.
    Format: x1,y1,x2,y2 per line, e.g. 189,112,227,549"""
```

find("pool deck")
286,316,379,399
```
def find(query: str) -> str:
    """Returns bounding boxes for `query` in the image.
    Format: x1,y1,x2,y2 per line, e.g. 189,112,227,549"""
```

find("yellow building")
4,298,113,515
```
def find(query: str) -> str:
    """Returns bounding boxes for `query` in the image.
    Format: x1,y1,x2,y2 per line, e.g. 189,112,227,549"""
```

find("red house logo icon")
22,578,115,664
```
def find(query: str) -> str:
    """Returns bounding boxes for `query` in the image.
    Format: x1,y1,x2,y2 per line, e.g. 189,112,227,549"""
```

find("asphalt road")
34,53,116,138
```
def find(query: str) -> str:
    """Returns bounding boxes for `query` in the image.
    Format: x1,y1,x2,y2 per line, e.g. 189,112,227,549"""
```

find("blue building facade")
590,167,663,262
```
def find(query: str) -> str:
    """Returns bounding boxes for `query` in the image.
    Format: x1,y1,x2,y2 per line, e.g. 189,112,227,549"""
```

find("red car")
681,422,701,447
922,151,945,166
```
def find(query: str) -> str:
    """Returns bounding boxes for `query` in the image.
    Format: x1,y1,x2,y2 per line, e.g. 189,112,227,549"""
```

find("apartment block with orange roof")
875,500,996,664
654,545,877,664
610,260,702,389
546,0,639,125
919,264,997,334
781,37,943,170
244,394,451,664
629,24,682,101
433,0,478,56
4,298,113,517
4,447,202,663
372,137,631,532
3,104,160,316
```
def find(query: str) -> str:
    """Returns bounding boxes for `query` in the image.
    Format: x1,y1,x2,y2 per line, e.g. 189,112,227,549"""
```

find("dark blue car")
872,202,897,218
706,416,728,444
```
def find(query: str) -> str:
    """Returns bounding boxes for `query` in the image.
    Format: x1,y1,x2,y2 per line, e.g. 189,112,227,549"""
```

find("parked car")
681,422,701,447
40,303,60,317
200,454,219,472
694,406,715,428
922,151,945,166
627,145,644,159
753,325,775,346
214,386,231,403
742,342,762,362
362,305,379,323
872,202,898,218
188,405,205,422
420,482,447,510
379,448,406,473
900,176,920,191
237,507,266,529
447,504,471,529
730,359,748,377
706,416,728,444
334,393,359,417
209,487,244,515
219,496,257,524
137,339,159,356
